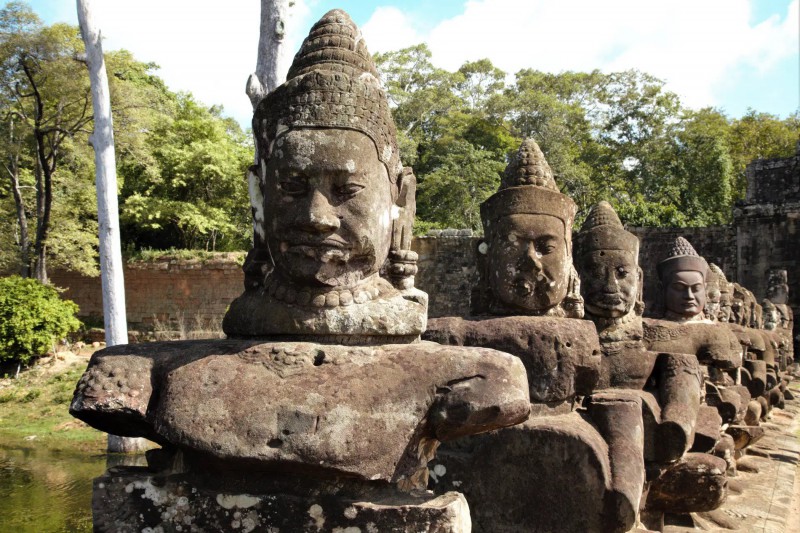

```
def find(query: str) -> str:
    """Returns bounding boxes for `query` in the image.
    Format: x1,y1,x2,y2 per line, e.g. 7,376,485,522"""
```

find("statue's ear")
635,266,645,316
392,167,416,251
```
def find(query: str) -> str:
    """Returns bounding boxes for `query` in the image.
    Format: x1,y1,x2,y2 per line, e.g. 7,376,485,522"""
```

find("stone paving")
665,383,800,532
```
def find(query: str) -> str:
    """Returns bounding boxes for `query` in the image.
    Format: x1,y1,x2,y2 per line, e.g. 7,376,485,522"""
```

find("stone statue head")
709,264,730,322
480,139,582,318
704,264,723,322
751,300,763,329
730,284,750,326
223,10,425,339
250,9,415,292
766,269,789,305
574,201,642,321
762,299,780,330
656,237,709,322
776,304,793,331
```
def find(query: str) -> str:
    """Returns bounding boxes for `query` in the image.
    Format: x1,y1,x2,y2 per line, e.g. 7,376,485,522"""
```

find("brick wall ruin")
49,254,244,330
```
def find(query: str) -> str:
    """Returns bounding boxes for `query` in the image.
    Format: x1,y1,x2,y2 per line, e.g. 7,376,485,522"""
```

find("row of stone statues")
425,133,794,530
69,9,794,532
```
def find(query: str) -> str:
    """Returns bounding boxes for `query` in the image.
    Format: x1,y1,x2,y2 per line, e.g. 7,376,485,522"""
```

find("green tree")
119,93,252,251
416,140,504,231
728,110,800,199
375,44,461,168
0,275,80,365
0,3,93,281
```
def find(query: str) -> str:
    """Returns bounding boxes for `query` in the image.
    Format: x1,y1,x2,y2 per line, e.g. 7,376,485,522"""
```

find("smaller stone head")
709,264,731,322
480,139,580,317
776,304,793,333
751,300,763,329
762,299,779,330
574,201,642,320
731,284,750,326
704,264,722,322
766,269,789,305
657,237,709,321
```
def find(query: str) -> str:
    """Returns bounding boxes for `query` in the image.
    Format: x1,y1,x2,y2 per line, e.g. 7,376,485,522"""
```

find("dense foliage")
0,275,80,364
0,2,251,280
375,44,800,232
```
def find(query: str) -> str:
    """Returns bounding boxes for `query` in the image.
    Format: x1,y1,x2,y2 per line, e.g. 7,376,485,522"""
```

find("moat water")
0,443,116,532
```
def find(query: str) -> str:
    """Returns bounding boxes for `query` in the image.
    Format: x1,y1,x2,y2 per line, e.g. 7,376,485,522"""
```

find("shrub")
0,276,81,365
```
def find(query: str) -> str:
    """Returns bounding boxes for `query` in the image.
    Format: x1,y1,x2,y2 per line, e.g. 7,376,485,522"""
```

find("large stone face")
71,339,530,484
224,9,424,340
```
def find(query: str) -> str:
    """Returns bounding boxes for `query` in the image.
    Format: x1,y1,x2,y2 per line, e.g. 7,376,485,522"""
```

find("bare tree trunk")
77,0,146,455
32,151,48,283
245,0,291,109
5,117,31,277
245,0,292,261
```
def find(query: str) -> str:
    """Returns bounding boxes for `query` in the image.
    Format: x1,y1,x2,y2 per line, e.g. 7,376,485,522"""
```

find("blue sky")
25,0,800,127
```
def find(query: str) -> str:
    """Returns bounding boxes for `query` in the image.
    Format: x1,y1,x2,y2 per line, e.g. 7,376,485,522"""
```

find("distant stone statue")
710,264,732,322
657,237,710,322
763,299,780,331
766,268,790,305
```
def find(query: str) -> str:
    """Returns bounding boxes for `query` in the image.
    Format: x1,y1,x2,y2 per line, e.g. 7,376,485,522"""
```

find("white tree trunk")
246,0,291,109
77,0,147,455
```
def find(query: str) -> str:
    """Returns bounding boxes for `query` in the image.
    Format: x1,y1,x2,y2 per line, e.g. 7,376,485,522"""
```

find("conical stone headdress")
253,9,401,183
481,139,576,240
709,263,727,285
574,201,639,255
656,236,709,281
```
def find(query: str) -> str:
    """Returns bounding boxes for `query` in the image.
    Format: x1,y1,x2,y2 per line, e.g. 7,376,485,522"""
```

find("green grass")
0,361,106,452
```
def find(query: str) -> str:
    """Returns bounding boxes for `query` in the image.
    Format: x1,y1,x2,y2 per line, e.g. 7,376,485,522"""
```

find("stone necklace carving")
262,272,394,308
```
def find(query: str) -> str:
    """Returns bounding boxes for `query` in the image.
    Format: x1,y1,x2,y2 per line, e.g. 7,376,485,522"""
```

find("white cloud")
76,0,796,125
413,0,798,111
88,0,311,127
361,6,423,54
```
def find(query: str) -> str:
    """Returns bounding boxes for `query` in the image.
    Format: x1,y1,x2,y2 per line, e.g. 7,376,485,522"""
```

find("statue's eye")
534,238,556,254
616,267,628,278
336,183,364,198
279,179,306,196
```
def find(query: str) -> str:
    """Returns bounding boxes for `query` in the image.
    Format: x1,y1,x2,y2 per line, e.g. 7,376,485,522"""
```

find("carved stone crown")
709,263,728,285
482,138,576,233
657,236,709,281
500,138,557,190
575,201,639,255
254,9,401,183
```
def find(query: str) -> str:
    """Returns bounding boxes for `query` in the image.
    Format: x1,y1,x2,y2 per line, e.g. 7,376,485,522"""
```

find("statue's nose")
299,190,340,233
604,268,618,288
519,243,542,271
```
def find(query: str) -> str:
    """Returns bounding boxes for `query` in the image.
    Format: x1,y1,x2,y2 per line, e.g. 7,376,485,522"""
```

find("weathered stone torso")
71,339,529,484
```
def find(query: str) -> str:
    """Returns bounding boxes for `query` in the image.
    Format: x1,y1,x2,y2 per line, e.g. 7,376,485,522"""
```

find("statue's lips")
594,293,624,305
512,275,546,296
285,239,351,261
